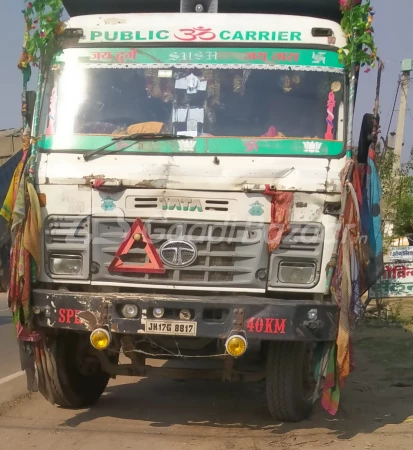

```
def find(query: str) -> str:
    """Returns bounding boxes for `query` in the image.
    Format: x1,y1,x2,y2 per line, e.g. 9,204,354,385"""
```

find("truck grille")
276,223,324,254
43,216,91,281
45,216,89,246
92,219,268,289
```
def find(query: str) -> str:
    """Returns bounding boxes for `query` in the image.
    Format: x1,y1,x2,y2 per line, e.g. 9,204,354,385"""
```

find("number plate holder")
145,320,197,336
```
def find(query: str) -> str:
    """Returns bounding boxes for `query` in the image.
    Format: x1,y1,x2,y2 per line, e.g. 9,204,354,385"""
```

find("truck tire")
0,244,10,292
0,271,8,293
43,333,111,408
266,342,316,422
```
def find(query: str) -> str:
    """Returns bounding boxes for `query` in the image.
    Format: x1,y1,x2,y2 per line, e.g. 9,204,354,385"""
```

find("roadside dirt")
1,313,413,449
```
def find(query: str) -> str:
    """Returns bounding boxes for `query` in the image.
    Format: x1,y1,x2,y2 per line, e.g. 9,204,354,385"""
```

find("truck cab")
30,0,349,422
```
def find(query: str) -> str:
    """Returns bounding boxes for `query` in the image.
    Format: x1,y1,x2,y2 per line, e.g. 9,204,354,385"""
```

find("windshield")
39,47,345,155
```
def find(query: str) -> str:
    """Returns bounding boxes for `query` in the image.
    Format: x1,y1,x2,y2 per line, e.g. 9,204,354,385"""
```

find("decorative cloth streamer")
321,343,340,415
263,185,293,253
3,129,42,342
321,154,376,415
324,90,336,140
362,148,383,288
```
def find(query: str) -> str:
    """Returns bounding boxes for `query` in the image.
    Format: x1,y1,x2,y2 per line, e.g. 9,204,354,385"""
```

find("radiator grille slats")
92,219,267,288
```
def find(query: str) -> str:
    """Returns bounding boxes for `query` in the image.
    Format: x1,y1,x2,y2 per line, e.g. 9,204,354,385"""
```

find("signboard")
87,28,303,43
370,263,413,298
390,246,413,262
69,13,346,47
60,47,343,70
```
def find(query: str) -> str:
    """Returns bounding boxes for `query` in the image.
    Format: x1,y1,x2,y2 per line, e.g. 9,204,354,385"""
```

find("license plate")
145,320,197,336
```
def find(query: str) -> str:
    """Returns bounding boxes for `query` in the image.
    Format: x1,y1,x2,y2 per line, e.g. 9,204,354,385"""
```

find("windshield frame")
37,45,348,159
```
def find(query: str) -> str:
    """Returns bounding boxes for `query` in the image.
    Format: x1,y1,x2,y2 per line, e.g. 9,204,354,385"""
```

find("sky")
0,0,412,159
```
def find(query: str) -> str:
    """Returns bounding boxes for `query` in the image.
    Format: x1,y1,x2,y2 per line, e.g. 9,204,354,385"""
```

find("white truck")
26,0,373,421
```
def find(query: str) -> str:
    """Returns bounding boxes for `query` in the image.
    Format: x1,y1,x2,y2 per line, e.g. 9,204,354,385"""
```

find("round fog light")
153,307,165,319
121,304,139,318
90,328,111,350
225,335,247,357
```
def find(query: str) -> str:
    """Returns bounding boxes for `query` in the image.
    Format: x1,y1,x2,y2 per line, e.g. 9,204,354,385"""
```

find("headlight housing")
268,223,324,289
49,254,83,276
44,215,90,281
278,261,316,285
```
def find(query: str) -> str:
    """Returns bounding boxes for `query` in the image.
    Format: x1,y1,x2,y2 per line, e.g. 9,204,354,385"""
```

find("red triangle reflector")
108,218,165,274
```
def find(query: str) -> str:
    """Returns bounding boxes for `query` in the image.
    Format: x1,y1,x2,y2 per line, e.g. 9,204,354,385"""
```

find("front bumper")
32,289,338,342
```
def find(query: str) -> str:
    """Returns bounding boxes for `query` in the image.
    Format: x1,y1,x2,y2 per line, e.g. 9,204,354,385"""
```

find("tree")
378,143,413,251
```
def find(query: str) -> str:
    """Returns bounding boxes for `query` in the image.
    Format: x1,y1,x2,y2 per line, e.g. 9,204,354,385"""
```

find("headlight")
49,254,83,276
278,262,316,285
153,307,165,319
121,304,139,319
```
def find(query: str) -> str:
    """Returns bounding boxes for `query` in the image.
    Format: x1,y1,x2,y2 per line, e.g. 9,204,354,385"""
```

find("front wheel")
266,342,316,422
0,243,10,292
38,332,112,408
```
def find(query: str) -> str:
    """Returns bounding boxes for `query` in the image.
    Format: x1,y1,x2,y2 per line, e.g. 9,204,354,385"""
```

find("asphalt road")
0,295,413,449
0,292,21,379
0,373,413,450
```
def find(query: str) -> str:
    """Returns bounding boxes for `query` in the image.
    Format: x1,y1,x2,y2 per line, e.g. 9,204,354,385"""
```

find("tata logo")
160,197,203,212
159,240,198,268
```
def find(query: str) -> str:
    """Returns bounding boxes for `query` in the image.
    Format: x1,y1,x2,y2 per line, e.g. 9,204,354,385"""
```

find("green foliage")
377,145,413,251
21,0,64,69
388,300,403,323
339,0,377,73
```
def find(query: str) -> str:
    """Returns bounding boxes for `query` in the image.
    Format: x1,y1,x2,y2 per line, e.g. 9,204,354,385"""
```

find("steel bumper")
32,289,338,342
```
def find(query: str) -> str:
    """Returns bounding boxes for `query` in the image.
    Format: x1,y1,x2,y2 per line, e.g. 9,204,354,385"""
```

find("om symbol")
174,27,216,41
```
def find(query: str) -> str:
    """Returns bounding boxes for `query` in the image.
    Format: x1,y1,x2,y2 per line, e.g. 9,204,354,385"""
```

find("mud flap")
18,341,38,393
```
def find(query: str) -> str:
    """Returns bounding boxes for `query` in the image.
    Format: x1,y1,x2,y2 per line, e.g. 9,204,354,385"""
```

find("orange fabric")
264,185,294,253
336,324,351,386
335,164,361,389
23,208,40,277
127,122,165,135
0,157,25,223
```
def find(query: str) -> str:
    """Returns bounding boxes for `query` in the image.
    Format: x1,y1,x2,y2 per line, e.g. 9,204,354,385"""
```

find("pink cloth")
16,323,41,342
262,126,278,137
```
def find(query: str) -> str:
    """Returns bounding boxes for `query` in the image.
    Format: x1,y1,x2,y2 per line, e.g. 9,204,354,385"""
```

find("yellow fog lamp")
225,334,248,357
90,328,111,350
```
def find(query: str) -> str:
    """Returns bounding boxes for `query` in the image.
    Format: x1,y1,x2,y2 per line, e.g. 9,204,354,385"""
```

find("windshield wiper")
83,133,193,162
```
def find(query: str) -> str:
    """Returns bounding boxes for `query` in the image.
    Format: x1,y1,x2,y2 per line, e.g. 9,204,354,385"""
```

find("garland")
18,0,65,70
338,0,377,73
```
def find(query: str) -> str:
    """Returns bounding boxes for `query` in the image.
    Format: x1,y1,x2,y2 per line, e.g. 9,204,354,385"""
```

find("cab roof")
63,0,342,23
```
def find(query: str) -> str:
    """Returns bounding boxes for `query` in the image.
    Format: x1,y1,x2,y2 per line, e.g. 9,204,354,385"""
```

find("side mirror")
358,113,380,164
26,91,37,128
